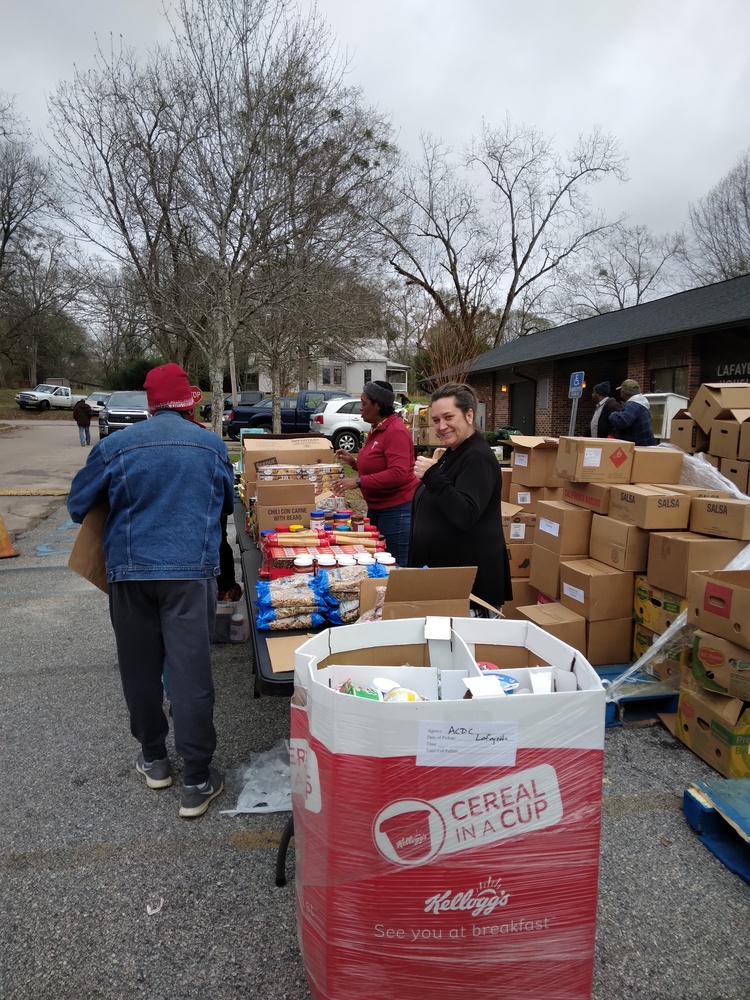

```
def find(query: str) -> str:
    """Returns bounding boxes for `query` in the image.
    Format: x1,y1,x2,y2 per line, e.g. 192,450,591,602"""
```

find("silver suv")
310,398,371,452
98,391,149,439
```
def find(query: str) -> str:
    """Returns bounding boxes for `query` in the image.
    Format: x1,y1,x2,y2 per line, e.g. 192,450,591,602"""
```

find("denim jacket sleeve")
67,444,111,524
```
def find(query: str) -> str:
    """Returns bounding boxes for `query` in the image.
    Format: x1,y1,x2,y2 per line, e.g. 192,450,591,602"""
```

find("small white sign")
517,492,531,505
582,447,602,468
509,523,526,540
416,720,519,768
539,517,560,537
563,582,585,603
514,453,528,467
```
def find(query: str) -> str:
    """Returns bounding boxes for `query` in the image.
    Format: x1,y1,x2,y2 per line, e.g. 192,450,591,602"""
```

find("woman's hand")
335,449,357,469
414,455,438,480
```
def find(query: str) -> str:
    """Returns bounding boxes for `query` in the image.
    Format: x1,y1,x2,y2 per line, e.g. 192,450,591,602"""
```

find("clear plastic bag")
221,739,291,815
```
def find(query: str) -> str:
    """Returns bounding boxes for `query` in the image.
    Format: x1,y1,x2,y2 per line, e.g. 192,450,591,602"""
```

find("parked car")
309,397,371,452
225,390,352,440
85,392,112,413
15,384,87,411
98,390,150,439
199,391,265,421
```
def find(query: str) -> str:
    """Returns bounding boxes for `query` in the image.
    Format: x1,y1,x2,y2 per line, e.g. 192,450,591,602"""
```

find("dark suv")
99,391,150,439
200,391,264,421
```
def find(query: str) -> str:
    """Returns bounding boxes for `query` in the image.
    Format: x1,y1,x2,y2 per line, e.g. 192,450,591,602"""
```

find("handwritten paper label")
539,518,560,537
563,583,585,603
417,720,519,768
514,453,529,467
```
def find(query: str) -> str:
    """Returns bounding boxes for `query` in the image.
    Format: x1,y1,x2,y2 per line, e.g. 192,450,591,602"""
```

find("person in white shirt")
590,381,621,437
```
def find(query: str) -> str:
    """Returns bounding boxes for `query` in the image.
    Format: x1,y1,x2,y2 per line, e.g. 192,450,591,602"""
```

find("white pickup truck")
15,384,87,411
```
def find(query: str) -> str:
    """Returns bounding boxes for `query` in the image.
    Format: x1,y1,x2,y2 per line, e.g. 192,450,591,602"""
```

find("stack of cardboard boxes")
670,381,750,492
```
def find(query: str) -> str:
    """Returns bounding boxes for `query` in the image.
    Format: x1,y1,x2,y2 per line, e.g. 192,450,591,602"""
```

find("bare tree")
683,149,750,284
379,118,627,373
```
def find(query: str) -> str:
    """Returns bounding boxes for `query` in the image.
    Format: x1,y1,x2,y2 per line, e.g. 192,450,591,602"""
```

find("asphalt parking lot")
0,423,747,999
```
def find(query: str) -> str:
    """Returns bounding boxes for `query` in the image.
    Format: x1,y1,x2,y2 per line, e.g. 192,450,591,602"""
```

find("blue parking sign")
568,371,585,399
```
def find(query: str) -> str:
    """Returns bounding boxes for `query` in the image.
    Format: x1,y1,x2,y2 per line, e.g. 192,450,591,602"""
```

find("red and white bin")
290,616,606,1000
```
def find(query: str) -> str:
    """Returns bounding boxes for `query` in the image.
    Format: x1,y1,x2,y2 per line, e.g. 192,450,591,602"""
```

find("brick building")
466,274,750,436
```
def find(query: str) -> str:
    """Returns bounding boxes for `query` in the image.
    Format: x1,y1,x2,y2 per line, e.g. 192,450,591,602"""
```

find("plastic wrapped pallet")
291,617,606,1000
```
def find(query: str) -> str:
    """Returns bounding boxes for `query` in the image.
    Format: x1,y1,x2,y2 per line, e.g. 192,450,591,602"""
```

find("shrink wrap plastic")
607,449,750,701
291,617,606,1000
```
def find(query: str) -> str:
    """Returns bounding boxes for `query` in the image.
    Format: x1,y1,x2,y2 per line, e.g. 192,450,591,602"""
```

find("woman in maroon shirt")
336,380,418,565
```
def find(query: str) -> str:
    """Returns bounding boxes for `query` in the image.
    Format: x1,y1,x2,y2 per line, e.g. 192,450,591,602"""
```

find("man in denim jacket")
68,364,235,818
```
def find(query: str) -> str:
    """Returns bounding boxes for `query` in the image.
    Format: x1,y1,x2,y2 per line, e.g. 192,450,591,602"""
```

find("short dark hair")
430,382,478,422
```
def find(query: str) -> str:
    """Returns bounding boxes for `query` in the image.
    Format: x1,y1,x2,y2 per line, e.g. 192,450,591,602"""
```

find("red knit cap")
143,363,195,414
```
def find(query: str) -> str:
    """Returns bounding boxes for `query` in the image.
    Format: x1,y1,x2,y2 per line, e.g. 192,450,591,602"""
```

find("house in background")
465,273,750,436
243,344,410,397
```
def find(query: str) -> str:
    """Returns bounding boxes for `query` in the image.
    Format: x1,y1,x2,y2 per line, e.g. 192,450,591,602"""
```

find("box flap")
510,436,559,451
268,633,314,674
384,566,477,603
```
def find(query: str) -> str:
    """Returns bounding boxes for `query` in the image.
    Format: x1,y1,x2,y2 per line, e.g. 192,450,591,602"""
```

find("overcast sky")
3,0,749,235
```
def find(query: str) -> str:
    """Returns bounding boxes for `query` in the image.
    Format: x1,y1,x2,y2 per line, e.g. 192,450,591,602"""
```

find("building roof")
471,273,750,374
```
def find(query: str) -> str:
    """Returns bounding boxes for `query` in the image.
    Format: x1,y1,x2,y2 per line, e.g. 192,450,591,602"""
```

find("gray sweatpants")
109,579,218,785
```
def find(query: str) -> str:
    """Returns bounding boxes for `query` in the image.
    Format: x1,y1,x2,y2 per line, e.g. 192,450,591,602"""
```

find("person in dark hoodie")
589,381,621,437
609,379,656,446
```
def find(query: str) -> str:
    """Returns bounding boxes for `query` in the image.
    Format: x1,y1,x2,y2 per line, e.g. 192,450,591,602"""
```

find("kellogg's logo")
424,876,510,918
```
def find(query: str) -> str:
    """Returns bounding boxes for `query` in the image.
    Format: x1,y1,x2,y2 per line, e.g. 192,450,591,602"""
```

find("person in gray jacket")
67,363,235,818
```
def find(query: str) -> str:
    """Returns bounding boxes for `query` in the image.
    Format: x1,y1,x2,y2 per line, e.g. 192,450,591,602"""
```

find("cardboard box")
629,446,683,484
416,425,442,447
719,458,750,494
709,409,750,460
562,481,611,516
555,437,634,484
534,500,592,556
518,603,587,651
705,453,721,469
689,382,750,434
586,618,633,666
509,436,562,488
501,466,512,503
242,434,334,489
529,544,587,601
646,531,746,597
507,543,533,579
608,485,690,530
632,624,687,683
500,579,540,619
559,559,634,622
688,570,750,648
669,409,708,454
691,629,750,700
254,482,317,534
542,487,564,502
676,671,750,778
656,485,733,500
377,566,477,620
589,515,650,572
507,482,544,511
633,575,687,634
689,497,750,539
502,503,536,545
739,421,750,462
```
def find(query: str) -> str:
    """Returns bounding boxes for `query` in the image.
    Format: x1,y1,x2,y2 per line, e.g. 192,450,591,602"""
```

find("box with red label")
562,481,611,516
534,500,592,556
688,570,750,648
292,617,605,1000
509,436,562,487
633,575,687,635
691,629,750,700
555,437,634,484
676,671,750,778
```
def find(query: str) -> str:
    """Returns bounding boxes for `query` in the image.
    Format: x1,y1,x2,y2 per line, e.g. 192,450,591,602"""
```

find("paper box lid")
242,435,334,481
510,436,559,451
710,407,750,424
381,566,477,619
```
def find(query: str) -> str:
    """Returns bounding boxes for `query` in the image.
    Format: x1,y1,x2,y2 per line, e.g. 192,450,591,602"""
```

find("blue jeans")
368,501,411,566
78,425,91,445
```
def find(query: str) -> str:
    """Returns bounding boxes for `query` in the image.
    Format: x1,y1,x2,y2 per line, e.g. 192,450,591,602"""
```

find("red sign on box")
703,582,733,619
609,447,629,468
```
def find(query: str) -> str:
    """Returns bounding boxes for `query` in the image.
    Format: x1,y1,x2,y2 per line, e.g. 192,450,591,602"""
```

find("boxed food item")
691,629,750,700
586,618,633,666
669,409,708,454
510,436,562,488
292,616,606,1000
500,579,539,620
559,559,634,622
562,481,611,516
588,515,650,572
242,435,335,489
632,623,687,683
507,483,544,511
529,544,587,601
689,382,750,434
688,570,750,648
517,603,587,651
676,672,750,778
501,503,536,545
709,409,750,460
646,531,745,597
254,482,317,535
633,575,687,634
534,500,592,556
555,437,634,484
629,446,683,484
689,497,750,539
608,485,690,530
718,458,750,495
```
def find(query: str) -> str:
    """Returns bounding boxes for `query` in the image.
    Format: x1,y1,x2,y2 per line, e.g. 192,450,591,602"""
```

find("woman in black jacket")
409,383,512,613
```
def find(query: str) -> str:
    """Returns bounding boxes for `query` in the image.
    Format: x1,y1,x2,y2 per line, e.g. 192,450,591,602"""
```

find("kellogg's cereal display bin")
290,617,606,1000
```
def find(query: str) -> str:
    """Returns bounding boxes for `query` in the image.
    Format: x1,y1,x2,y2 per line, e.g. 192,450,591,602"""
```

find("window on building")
363,368,372,384
537,377,550,410
333,366,343,385
651,366,688,397
246,372,259,391
321,366,331,385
